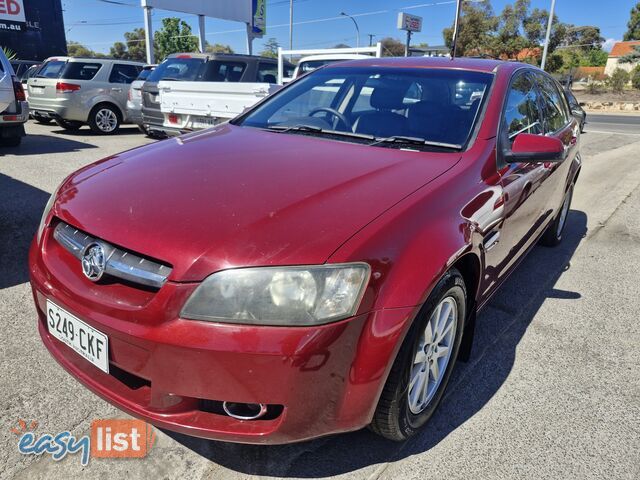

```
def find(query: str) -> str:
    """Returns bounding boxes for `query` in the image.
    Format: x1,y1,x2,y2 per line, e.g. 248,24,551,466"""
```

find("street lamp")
340,12,360,48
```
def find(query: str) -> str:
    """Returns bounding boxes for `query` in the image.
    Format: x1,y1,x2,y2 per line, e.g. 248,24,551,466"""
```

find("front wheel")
540,184,573,247
89,104,121,135
370,269,466,441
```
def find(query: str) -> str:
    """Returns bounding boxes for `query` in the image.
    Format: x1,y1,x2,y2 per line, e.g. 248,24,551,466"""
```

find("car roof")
44,56,145,65
326,56,525,74
166,52,293,66
299,54,373,62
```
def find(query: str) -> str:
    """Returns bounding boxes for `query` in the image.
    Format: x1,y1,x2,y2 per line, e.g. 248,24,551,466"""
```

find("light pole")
340,12,360,48
289,0,293,52
540,0,556,71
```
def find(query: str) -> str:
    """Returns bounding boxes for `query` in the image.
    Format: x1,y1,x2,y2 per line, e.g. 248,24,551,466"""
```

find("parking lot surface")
1,121,639,479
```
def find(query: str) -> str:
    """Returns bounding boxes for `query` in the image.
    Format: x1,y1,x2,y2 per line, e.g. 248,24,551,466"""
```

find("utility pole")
143,5,154,64
368,34,375,47
540,0,556,71
404,31,412,57
450,0,462,59
289,0,293,54
341,12,360,48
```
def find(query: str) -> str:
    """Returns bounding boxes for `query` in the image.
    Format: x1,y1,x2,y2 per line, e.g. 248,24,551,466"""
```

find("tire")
0,135,22,147
540,184,574,247
370,268,466,441
55,119,83,131
33,115,53,125
88,104,121,135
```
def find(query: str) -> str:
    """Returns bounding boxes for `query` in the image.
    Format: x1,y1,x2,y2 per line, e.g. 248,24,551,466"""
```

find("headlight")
36,189,59,245
181,263,370,326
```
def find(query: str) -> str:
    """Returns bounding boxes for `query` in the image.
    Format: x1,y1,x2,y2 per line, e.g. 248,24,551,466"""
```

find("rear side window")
502,72,544,146
147,58,204,82
109,64,142,84
201,61,246,82
135,68,153,81
36,60,66,78
536,74,569,133
257,62,278,83
62,62,102,81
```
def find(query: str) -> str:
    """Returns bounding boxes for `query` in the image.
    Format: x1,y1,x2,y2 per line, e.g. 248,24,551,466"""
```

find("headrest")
370,84,408,110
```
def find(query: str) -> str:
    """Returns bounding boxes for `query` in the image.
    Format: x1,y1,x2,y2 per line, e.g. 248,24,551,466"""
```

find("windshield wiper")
265,125,375,142
369,135,462,150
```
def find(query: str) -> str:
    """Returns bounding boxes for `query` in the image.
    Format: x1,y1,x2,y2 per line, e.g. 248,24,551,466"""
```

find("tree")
631,65,640,89
624,2,640,41
66,41,94,57
333,43,351,49
260,38,280,58
443,0,498,57
205,43,234,54
110,41,130,59
620,45,640,63
607,68,630,93
581,48,608,67
124,28,152,62
380,37,406,57
154,17,199,61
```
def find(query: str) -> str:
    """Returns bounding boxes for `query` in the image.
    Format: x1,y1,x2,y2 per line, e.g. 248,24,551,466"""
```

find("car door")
108,63,142,117
481,70,555,296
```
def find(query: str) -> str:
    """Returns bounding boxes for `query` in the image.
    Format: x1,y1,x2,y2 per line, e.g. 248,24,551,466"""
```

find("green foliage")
585,81,602,94
380,37,405,57
620,45,640,63
624,2,640,41
1,46,17,60
260,38,280,58
155,18,199,61
333,43,351,49
124,28,153,62
545,53,564,72
66,41,95,58
581,48,608,67
607,68,630,93
110,41,129,59
443,0,498,56
205,43,234,54
631,65,640,89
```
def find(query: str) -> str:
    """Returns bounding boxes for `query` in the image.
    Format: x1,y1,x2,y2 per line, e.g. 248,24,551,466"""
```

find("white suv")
0,49,28,147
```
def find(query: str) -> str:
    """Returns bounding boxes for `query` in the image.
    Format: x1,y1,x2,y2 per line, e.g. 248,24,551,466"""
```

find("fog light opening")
222,401,268,420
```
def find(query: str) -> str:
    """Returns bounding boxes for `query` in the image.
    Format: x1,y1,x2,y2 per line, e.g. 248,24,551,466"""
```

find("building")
604,40,640,76
0,0,67,61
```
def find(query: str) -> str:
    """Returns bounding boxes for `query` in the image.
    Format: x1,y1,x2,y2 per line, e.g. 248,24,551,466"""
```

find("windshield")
238,67,492,148
136,68,154,81
147,57,205,82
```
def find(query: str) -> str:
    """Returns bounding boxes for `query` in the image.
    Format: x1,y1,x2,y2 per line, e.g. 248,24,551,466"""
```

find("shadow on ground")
50,125,145,137
0,174,50,289
0,134,96,155
167,210,588,478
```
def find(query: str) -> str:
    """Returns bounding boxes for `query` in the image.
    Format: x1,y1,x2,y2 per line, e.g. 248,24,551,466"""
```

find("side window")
257,62,278,84
536,75,569,133
201,61,246,82
109,64,141,84
502,72,544,148
63,62,102,81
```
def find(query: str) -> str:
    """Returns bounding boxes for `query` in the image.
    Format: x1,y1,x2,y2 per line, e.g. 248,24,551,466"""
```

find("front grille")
53,222,172,289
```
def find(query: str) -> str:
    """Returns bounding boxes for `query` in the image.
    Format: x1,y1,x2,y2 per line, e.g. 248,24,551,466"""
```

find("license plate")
192,116,217,129
46,300,109,373
30,88,44,95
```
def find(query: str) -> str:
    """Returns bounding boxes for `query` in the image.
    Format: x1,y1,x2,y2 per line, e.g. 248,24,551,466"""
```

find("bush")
586,81,603,94
632,66,640,90
607,68,630,93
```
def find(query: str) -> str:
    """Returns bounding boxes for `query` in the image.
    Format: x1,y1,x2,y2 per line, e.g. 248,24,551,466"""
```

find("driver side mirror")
504,133,565,163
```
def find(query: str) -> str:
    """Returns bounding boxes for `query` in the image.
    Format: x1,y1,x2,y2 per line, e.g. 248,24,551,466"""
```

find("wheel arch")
87,99,124,123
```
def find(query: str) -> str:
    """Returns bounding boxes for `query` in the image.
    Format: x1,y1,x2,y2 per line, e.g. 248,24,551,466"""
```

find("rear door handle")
112,88,122,92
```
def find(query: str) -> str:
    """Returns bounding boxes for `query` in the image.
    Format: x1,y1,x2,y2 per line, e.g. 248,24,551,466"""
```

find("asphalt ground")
1,120,639,479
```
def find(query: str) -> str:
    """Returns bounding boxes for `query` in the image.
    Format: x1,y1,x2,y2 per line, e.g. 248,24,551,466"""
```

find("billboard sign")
0,0,26,32
397,12,422,33
252,0,266,37
141,0,252,23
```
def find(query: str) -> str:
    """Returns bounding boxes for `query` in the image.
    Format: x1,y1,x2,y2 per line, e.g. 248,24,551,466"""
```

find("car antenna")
450,0,463,60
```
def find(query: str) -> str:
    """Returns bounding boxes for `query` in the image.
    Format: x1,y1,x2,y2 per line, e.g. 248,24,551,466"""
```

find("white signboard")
0,0,26,28
397,12,422,33
141,0,252,23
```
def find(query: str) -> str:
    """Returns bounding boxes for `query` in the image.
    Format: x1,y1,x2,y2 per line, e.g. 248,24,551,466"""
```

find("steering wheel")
308,107,352,131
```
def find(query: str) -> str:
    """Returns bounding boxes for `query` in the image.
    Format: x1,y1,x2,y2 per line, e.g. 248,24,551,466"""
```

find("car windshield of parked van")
147,57,205,82
238,67,493,150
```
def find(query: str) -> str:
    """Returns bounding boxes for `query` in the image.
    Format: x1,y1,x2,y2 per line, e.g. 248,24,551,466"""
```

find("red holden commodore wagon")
30,57,580,444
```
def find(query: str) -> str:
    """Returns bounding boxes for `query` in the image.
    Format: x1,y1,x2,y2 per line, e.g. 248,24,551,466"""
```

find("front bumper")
29,235,415,444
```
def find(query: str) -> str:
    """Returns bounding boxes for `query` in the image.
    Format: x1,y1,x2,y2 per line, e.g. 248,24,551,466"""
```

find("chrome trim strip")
53,222,171,288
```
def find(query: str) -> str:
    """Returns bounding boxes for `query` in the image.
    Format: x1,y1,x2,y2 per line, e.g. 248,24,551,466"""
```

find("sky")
61,0,638,55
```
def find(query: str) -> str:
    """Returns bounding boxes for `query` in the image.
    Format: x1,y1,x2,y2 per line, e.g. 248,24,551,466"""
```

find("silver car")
126,64,155,133
0,49,28,147
27,57,144,134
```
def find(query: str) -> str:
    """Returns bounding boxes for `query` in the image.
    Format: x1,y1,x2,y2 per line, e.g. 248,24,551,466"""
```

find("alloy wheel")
408,296,457,414
95,108,118,133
